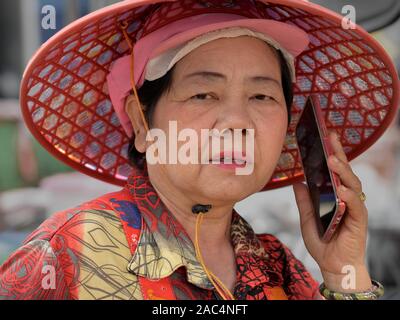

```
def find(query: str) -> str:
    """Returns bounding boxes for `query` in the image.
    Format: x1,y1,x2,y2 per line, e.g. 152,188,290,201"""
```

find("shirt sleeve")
257,234,321,300
0,238,72,300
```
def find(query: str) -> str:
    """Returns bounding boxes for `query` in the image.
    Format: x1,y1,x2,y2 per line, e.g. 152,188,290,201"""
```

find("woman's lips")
212,162,247,169
209,151,253,169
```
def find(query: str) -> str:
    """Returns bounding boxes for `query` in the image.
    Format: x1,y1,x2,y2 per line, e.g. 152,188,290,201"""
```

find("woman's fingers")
327,131,363,194
327,155,363,193
329,131,348,163
327,133,366,223
337,185,368,226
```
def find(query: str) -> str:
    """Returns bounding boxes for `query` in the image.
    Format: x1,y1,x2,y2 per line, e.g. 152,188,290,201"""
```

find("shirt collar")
124,168,269,290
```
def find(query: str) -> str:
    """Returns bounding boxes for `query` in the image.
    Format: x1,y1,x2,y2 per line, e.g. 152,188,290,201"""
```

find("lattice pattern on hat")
22,0,398,190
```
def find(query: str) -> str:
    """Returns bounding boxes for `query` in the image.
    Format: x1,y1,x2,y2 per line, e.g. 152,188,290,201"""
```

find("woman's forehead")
173,37,282,82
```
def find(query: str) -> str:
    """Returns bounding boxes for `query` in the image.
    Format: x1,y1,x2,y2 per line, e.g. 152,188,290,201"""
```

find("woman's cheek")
255,119,286,170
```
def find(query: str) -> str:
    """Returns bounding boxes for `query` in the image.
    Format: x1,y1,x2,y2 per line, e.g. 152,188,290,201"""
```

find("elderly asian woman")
1,0,398,300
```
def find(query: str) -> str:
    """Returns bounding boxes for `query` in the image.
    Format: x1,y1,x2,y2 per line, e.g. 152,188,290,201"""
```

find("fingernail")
332,155,339,163
332,132,340,141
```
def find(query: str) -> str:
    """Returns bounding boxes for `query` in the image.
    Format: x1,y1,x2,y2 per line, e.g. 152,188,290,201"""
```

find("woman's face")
144,36,288,205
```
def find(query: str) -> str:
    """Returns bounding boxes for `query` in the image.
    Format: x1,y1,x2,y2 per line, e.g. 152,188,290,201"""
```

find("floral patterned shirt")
0,169,320,300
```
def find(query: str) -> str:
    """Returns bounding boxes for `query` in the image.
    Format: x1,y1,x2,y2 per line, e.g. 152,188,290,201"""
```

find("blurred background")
0,0,399,299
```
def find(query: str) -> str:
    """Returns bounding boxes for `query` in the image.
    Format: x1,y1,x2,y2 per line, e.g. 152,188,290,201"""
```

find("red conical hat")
20,0,399,190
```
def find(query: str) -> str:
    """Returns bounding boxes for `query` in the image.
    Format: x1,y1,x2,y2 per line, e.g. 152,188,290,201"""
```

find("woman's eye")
251,94,274,101
190,93,214,100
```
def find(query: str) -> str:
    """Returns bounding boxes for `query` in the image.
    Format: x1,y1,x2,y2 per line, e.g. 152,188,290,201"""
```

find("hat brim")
20,0,399,190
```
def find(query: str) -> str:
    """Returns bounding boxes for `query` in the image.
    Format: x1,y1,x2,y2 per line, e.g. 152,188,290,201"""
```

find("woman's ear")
125,94,148,154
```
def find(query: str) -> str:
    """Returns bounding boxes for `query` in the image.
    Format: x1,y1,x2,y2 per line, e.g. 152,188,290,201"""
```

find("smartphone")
295,94,346,242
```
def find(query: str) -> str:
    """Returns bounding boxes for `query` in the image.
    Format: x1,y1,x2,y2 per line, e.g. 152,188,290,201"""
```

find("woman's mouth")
209,151,251,169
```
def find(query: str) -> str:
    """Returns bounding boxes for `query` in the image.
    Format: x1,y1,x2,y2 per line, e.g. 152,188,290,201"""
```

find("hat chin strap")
120,21,150,134
192,203,235,300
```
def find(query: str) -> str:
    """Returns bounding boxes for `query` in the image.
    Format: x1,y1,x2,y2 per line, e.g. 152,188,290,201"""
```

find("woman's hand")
293,131,372,293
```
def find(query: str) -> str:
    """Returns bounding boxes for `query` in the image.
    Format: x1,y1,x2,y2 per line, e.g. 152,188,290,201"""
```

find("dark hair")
128,50,294,169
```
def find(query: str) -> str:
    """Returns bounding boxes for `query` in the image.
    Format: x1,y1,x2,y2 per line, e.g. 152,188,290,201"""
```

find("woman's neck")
150,179,234,249
148,173,237,293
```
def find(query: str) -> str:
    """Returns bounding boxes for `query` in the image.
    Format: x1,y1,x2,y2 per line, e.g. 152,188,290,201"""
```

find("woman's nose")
214,98,254,133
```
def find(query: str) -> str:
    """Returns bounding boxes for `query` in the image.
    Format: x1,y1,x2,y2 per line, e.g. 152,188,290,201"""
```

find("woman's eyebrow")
183,71,281,87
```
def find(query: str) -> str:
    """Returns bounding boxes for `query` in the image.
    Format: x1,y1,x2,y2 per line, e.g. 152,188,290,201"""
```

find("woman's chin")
198,178,259,204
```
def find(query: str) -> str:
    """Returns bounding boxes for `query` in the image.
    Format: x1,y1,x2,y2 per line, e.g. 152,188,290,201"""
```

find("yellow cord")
195,213,235,300
119,21,150,133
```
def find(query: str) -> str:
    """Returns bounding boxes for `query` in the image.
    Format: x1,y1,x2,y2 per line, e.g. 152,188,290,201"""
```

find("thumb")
292,182,319,241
